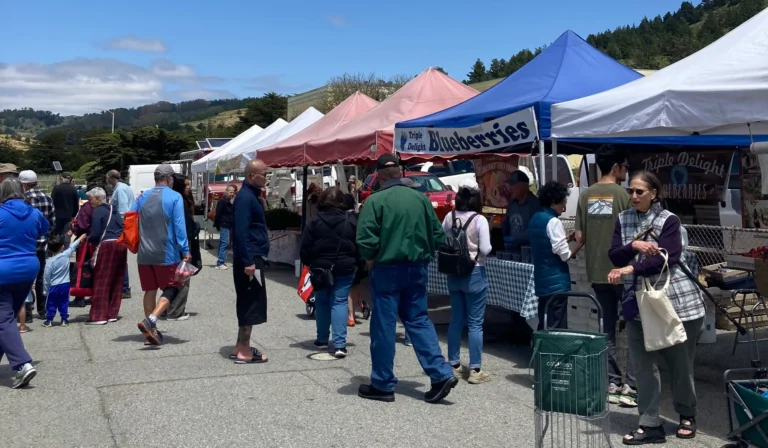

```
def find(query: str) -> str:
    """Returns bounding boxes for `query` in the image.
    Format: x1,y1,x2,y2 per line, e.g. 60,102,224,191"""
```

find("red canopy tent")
304,68,478,166
258,92,379,168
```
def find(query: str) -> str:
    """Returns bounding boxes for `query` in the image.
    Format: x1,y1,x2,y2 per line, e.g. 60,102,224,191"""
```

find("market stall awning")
396,30,642,145
258,92,379,168
209,118,289,173
191,124,264,173
303,68,478,165
551,9,768,145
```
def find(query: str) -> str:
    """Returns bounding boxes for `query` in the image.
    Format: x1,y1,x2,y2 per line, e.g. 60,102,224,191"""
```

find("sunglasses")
627,188,650,196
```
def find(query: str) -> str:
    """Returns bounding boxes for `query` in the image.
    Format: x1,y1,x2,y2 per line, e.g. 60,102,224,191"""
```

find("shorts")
233,257,268,327
138,264,182,292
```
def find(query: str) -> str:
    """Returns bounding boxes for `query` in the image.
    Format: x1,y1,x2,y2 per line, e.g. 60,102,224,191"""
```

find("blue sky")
3,0,684,115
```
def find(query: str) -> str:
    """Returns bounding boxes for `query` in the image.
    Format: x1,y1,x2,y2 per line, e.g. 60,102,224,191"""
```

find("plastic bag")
174,261,199,282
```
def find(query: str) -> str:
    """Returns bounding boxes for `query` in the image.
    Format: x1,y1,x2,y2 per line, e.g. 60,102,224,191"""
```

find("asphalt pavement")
0,245,753,447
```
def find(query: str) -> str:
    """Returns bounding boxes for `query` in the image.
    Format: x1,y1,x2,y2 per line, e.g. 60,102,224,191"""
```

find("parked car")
359,171,455,221
407,160,475,192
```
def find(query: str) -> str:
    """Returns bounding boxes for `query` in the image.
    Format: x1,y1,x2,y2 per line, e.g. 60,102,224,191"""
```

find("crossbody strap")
330,213,349,269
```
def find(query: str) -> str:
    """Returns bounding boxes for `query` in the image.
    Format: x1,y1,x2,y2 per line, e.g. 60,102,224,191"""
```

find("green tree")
0,140,24,165
237,92,288,130
466,59,487,84
434,66,448,75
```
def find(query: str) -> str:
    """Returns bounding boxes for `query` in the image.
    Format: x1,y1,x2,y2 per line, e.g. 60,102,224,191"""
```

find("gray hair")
0,177,25,203
107,170,121,180
87,187,107,202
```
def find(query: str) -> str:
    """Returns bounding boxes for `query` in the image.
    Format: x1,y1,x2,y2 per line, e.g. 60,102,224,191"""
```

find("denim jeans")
369,261,453,392
593,283,636,388
447,266,488,369
217,227,230,266
315,273,354,349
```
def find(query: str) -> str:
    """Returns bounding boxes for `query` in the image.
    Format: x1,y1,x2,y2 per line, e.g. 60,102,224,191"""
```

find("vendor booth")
191,123,267,174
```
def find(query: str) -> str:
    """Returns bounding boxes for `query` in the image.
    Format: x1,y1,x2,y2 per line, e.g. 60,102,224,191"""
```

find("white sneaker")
167,314,190,321
108,318,118,323
215,264,228,270
451,364,468,379
608,382,621,404
86,320,108,325
468,369,491,384
11,363,37,389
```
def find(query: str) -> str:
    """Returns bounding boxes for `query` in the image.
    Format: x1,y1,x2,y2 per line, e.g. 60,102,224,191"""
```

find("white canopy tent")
551,8,768,143
221,107,325,171
191,124,264,174
205,119,289,173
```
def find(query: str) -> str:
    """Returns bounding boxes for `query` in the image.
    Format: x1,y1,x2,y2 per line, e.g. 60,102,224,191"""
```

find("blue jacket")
0,199,50,285
232,182,269,265
131,186,189,266
529,208,571,297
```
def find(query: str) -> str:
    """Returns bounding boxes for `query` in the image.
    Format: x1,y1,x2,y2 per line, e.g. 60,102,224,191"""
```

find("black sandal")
677,416,697,439
623,426,666,445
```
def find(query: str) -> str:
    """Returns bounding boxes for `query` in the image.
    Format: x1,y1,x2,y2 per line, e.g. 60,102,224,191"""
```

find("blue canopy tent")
396,30,643,180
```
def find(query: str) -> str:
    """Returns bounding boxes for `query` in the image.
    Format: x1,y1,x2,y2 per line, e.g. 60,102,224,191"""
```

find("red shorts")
138,264,181,292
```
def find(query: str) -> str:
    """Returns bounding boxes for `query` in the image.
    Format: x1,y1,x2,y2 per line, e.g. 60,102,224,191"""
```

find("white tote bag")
637,249,688,351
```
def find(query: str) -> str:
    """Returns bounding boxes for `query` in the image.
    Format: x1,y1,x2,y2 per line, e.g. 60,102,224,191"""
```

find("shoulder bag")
637,248,688,351
309,213,349,291
91,204,113,269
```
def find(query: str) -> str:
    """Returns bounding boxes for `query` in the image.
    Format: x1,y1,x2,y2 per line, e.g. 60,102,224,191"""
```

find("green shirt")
356,183,445,264
575,182,630,284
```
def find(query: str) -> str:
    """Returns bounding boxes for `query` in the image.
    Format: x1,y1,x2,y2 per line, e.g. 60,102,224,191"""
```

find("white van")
128,163,182,199
407,160,475,192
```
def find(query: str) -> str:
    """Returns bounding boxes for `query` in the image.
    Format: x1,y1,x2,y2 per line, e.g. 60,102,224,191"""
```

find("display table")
268,230,301,265
427,257,538,319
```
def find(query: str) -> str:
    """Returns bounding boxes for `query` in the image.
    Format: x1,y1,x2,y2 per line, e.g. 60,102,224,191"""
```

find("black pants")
233,257,267,327
592,283,636,388
537,293,568,331
35,249,47,316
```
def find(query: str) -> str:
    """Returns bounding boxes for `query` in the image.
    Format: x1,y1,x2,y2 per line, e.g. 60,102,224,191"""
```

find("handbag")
309,214,348,291
117,210,139,253
91,204,113,269
637,249,688,351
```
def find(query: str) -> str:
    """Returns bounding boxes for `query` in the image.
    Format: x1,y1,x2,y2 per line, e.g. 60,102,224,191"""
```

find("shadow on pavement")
289,339,357,351
337,375,454,404
112,333,189,345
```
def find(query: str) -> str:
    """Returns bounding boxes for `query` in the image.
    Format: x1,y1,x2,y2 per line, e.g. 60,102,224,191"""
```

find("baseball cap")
154,164,176,177
61,172,72,179
0,163,18,174
19,170,38,184
376,154,399,170
505,170,530,185
458,178,479,190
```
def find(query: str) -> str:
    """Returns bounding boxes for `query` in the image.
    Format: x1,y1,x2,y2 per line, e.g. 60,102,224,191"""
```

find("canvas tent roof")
303,68,478,165
397,30,642,141
551,9,768,145
191,124,264,173
204,118,289,173
258,92,379,168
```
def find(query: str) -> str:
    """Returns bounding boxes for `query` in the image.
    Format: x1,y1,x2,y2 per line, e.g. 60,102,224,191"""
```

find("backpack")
437,211,478,277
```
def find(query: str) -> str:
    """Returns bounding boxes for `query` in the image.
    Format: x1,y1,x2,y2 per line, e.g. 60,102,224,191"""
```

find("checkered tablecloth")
427,258,538,319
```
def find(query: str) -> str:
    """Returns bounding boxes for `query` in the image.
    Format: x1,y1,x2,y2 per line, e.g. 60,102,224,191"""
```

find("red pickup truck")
359,171,455,221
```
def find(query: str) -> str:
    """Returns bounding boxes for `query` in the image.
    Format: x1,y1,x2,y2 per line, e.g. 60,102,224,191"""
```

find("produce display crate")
703,262,750,282
727,255,757,271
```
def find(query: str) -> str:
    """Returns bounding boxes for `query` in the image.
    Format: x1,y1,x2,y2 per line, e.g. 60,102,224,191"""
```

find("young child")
43,234,86,327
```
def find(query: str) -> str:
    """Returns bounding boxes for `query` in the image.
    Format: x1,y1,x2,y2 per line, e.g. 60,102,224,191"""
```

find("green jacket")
356,181,445,264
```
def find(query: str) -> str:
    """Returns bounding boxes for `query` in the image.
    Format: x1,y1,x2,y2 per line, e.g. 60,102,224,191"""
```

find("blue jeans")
369,261,453,392
217,227,230,266
447,267,488,369
0,281,33,370
315,273,355,349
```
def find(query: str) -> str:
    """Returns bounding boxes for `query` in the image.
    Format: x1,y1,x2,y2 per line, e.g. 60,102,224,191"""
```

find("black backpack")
438,211,478,277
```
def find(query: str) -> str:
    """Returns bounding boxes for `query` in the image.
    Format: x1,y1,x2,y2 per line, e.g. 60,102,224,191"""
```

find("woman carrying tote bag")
607,171,705,445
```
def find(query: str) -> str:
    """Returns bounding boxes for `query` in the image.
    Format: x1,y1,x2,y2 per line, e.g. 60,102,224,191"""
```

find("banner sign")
394,107,538,155
473,155,521,209
628,151,732,202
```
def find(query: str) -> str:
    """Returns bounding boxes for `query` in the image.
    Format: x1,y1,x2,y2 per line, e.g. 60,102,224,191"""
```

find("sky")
2,0,685,115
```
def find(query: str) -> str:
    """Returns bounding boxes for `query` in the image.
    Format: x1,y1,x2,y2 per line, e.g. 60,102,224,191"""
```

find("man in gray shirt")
502,171,541,251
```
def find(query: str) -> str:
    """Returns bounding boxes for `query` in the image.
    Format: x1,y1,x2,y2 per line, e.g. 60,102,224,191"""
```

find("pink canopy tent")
258,92,378,168
304,68,478,165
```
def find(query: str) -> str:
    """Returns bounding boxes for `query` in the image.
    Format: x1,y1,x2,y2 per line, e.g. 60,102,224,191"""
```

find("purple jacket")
72,202,93,237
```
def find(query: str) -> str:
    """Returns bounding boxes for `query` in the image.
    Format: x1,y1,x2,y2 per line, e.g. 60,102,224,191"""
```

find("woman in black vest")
300,187,359,358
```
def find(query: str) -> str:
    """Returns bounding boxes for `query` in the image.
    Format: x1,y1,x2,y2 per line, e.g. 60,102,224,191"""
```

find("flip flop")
233,349,268,364
229,347,259,359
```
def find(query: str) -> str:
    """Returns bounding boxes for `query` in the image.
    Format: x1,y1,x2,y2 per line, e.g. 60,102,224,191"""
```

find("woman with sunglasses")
608,171,704,445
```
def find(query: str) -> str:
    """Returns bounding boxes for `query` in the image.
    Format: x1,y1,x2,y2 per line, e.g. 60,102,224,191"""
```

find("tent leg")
552,138,559,183
301,166,309,231
538,139,546,186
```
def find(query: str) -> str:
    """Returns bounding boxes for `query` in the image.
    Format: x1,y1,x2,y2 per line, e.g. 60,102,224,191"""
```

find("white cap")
18,170,38,184
457,177,479,190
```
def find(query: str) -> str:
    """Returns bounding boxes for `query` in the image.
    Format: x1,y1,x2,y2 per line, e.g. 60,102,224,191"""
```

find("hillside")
182,108,247,129
466,0,767,82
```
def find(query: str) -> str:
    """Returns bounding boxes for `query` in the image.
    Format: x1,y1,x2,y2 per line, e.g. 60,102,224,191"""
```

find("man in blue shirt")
131,164,190,346
107,170,135,298
230,159,269,364
502,171,541,252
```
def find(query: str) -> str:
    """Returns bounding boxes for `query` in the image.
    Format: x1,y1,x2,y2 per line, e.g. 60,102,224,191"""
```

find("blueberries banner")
394,107,538,155
628,151,732,202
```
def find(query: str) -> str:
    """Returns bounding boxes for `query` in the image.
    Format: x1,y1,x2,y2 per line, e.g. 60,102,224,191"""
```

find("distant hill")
182,108,247,129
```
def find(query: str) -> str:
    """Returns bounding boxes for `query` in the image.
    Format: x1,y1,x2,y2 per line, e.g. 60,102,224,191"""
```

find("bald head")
245,159,267,187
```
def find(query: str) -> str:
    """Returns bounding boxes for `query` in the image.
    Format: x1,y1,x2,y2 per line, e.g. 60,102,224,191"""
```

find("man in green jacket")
356,154,458,404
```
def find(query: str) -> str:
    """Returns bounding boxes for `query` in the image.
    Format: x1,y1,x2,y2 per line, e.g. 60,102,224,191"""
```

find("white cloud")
171,89,238,101
0,58,230,115
326,14,346,27
242,74,313,93
104,35,168,53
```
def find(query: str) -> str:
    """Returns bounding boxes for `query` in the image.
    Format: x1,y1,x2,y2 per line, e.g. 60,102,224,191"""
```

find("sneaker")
85,320,107,325
608,382,621,404
334,348,348,358
451,364,468,379
11,363,37,389
313,340,328,349
424,376,458,403
403,337,412,347
215,264,228,270
70,299,86,308
620,384,638,407
358,384,395,402
137,318,161,345
108,318,118,323
60,320,69,327
167,313,190,321
122,291,132,299
468,369,491,384
41,320,53,328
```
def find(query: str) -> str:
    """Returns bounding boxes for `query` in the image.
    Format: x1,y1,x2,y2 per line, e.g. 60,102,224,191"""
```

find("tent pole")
552,138,559,183
301,166,309,231
538,139,546,186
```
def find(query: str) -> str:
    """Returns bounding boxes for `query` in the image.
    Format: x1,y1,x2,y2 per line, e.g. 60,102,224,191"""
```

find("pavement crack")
78,323,94,363
97,388,119,447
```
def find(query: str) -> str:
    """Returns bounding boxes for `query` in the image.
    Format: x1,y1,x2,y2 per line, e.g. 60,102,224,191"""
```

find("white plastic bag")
174,261,199,282
637,249,688,351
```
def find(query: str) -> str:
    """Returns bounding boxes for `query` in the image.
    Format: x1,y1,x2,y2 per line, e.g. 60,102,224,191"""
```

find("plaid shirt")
618,205,704,322
25,188,56,252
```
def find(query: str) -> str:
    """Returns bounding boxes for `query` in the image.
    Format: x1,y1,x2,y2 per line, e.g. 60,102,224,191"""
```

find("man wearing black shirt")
51,172,80,243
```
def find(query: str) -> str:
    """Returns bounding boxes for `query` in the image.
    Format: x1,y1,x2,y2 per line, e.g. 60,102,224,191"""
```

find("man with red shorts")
131,164,190,345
